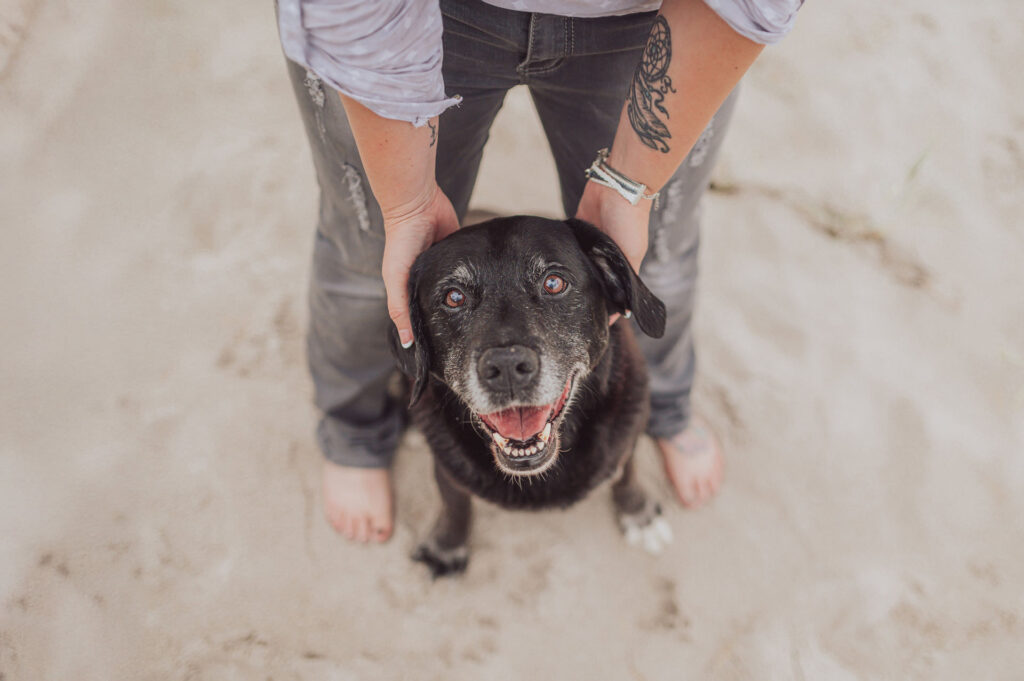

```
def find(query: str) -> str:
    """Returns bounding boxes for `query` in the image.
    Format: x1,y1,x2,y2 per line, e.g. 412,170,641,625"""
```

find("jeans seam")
517,13,570,79
524,58,567,77
516,14,536,81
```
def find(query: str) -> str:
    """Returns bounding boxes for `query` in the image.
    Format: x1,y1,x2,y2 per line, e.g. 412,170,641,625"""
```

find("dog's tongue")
481,405,552,441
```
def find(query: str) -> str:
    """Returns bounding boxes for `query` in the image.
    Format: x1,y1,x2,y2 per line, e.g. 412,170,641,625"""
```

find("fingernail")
399,330,414,349
624,310,632,319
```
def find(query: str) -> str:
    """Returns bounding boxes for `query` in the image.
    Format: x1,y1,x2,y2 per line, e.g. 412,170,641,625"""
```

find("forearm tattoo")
428,120,437,147
627,16,676,153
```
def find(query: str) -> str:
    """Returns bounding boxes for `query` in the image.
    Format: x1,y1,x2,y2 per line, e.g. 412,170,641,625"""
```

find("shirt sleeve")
278,0,461,127
701,0,804,45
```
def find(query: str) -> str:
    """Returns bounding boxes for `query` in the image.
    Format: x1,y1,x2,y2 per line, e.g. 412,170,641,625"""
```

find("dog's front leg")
412,462,472,578
612,456,673,555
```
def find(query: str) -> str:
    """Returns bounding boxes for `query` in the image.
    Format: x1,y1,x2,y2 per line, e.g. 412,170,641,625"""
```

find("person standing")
278,0,802,542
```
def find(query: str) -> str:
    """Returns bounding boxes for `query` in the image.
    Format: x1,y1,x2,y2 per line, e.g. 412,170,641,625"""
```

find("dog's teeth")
539,422,552,443
503,445,511,455
536,440,545,451
492,432,508,448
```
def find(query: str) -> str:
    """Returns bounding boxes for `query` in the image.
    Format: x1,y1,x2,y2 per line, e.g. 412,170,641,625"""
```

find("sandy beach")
2,0,1023,678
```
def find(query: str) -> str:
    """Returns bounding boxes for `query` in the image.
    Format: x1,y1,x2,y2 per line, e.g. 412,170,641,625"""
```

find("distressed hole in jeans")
304,69,327,139
650,221,670,264
651,179,691,263
304,69,325,108
342,164,372,233
688,117,715,168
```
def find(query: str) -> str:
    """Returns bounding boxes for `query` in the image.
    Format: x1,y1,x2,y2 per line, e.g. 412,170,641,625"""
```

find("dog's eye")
543,275,567,295
444,288,465,308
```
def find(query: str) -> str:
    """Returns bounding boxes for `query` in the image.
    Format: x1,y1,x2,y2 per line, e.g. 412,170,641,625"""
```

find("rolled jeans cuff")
316,406,404,469
646,394,693,441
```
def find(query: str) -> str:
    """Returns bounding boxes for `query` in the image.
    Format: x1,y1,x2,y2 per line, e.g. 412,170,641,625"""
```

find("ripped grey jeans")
284,0,737,468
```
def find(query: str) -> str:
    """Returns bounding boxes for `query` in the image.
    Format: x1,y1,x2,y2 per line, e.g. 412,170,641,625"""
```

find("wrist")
591,181,653,219
585,148,661,208
606,145,660,194
380,180,440,227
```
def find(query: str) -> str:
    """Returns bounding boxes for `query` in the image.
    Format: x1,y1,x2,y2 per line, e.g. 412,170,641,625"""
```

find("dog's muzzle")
476,375,575,476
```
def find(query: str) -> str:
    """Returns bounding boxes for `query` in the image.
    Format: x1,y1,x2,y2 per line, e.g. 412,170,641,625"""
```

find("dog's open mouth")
476,376,574,475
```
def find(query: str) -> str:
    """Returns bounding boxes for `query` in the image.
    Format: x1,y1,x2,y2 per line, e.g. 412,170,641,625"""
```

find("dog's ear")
387,264,431,406
566,218,666,339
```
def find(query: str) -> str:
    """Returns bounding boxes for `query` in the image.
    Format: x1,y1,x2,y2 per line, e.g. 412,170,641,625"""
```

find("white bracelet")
584,148,660,208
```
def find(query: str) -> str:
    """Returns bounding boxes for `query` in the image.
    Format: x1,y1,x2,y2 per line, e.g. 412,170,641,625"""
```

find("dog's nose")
477,345,539,393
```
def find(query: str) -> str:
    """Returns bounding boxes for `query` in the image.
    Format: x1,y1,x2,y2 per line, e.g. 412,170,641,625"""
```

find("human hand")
382,184,460,347
575,179,652,324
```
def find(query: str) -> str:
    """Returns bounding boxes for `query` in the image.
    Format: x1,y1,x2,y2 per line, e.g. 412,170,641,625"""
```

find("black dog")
390,216,673,577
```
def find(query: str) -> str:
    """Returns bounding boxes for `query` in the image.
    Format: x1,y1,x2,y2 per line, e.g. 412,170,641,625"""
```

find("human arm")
278,0,462,346
575,0,768,273
339,97,458,348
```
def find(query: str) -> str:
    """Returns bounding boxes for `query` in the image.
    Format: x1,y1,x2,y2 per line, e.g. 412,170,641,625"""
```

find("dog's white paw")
619,504,674,555
412,539,469,579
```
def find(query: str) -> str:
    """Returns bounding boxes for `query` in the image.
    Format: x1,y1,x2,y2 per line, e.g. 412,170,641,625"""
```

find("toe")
679,479,700,508
364,517,382,543
327,510,347,535
345,516,360,540
373,522,393,543
691,486,708,508
355,516,372,543
696,475,717,507
708,468,723,494
698,478,715,504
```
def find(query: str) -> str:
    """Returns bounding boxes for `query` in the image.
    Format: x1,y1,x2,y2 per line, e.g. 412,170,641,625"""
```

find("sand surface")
2,1,1023,679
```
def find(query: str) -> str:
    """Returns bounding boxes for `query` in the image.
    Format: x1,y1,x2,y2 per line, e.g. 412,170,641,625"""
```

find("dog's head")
390,216,665,477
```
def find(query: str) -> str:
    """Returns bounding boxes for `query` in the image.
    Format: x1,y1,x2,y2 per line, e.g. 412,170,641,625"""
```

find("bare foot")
656,415,724,509
322,461,394,543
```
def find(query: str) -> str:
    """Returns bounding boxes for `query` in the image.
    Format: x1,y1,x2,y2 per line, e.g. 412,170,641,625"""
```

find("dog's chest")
439,430,625,510
417,393,645,511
